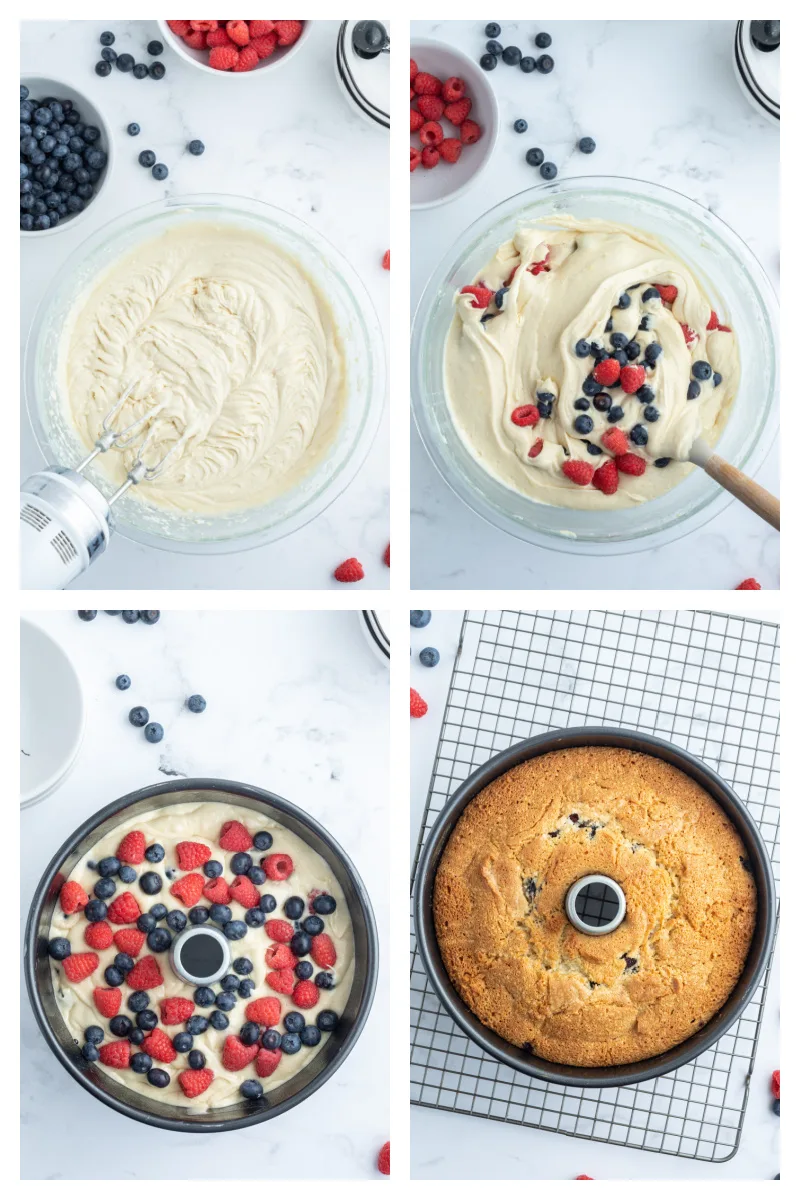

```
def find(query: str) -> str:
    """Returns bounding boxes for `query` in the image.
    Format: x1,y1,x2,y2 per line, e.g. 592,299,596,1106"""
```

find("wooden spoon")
689,438,780,530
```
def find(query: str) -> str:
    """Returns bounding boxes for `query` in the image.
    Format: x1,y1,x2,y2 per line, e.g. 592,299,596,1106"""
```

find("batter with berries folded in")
445,215,739,508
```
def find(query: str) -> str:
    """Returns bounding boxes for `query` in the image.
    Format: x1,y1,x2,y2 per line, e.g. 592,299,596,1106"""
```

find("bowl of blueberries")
20,75,112,235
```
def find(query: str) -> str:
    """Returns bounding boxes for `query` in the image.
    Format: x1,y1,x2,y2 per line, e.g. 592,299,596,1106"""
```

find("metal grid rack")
410,610,780,1163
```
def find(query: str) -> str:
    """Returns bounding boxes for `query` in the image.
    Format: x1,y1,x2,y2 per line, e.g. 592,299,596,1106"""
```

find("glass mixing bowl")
25,194,385,553
411,176,778,553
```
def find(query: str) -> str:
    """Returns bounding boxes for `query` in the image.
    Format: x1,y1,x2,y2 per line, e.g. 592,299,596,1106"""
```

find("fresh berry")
576,1176,593,1180
421,147,439,169
410,688,428,718
511,405,540,427
680,323,698,345
251,33,278,59
460,120,481,145
99,1040,130,1069
417,95,445,121
527,439,544,459
178,1067,214,1097
116,831,146,864
578,137,596,154
63,952,99,983
267,968,296,996
203,877,231,905
170,873,204,906
275,20,303,46
113,928,145,956
226,20,250,46
411,109,424,132
414,72,442,96
142,1028,177,1064
616,453,647,477
620,364,646,394
292,980,320,1010
246,996,282,1026
255,1047,283,1077
382,250,390,271
160,997,195,1025
514,119,528,133
60,880,88,915
263,853,293,882
48,937,71,961
84,921,114,951
561,460,594,486
460,285,493,309
93,987,121,1017
439,138,462,163
600,428,628,456
736,578,762,590
234,45,259,72
266,918,295,944
378,1142,390,1176
175,841,211,871
333,557,364,583
265,943,297,970
311,933,337,969
444,98,471,125
229,875,261,909
526,148,545,167
106,891,141,925
592,358,621,387
209,45,239,70
167,20,190,35
219,820,253,852
410,58,418,79
771,1069,780,1099
592,459,619,496
222,1035,259,1071
442,76,466,102
419,120,444,147
127,955,164,990
540,162,557,180
410,147,422,172
654,284,678,304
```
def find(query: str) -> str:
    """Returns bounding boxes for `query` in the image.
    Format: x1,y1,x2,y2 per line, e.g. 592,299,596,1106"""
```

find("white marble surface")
411,20,779,590
409,610,780,1179
21,609,388,1179
20,20,389,590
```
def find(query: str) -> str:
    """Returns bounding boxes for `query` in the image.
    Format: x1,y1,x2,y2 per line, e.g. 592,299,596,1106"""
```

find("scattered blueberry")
540,162,557,180
82,1042,100,1061
692,360,712,381
654,457,671,468
687,380,701,400
115,674,131,691
133,63,149,80
147,927,172,953
574,398,591,412
238,979,255,998
262,1028,281,1050
259,893,277,913
148,40,163,55
284,1011,305,1033
137,913,157,933
129,1028,146,1045
128,990,150,1013
210,903,232,926
137,1009,158,1031
713,371,723,387
138,150,156,169
639,316,652,331
520,57,537,73
129,706,149,728
630,424,649,446
100,31,115,46
535,32,552,48
525,147,544,167
166,910,187,932
281,1032,301,1054
85,1024,104,1044
209,1010,229,1031
316,1010,339,1033
145,843,165,863
284,896,304,920
151,163,168,181
582,377,602,397
410,610,432,628
147,1068,170,1088
188,1049,205,1069
224,920,247,941
300,1025,322,1047
139,610,160,624
221,974,239,992
610,332,628,350
231,852,253,876
116,53,134,72
316,972,334,990
187,694,206,713
607,406,625,423
233,956,253,977
186,1015,210,1036
245,907,266,927
149,903,168,920
296,960,314,980
625,341,641,361
85,899,107,923
502,45,522,65
94,877,115,899
644,343,663,365
773,1098,780,1116
312,894,336,915
480,53,498,71
119,865,137,883
139,872,163,896
188,139,205,156
114,952,134,974
48,937,71,960
641,287,660,303
131,1052,153,1073
240,1079,264,1100
291,931,311,958
240,1022,261,1046
537,54,554,73
592,394,611,413
248,865,267,886
95,60,112,77
486,40,503,56
203,860,223,881
618,292,632,309
485,22,501,38
578,136,596,154
574,415,594,435
149,62,166,80
144,722,164,744
189,906,211,926
253,831,273,851
536,391,554,418
643,406,660,422
575,339,591,358
172,1031,193,1053
215,990,237,1013
101,48,117,64
98,855,120,877
637,385,655,404
104,966,125,987
110,1015,133,1037
77,611,97,621
513,119,528,134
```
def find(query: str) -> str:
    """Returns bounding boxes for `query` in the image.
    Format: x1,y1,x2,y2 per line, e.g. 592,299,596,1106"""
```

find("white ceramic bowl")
21,619,85,809
20,74,113,239
411,38,499,210
157,20,312,78
359,610,390,666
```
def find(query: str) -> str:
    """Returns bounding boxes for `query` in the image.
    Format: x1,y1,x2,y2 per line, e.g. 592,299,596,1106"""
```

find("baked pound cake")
433,746,757,1067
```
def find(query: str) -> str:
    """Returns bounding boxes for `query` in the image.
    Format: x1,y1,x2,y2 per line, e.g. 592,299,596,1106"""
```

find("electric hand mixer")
20,385,188,589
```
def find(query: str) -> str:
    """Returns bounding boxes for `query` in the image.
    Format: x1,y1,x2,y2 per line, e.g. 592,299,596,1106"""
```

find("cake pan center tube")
169,926,231,985
565,874,626,935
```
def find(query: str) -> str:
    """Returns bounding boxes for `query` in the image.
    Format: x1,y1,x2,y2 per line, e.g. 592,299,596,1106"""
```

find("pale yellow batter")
445,216,739,509
49,802,354,1111
60,223,345,515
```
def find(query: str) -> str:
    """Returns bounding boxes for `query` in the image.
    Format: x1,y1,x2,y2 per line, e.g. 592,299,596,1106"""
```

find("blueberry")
149,62,166,80
637,385,655,404
284,896,304,920
302,914,325,938
119,865,137,883
584,442,602,456
77,610,97,621
122,611,140,626
187,139,205,156
187,694,206,713
513,119,528,134
773,1098,780,1117
137,913,157,933
128,990,150,1013
574,415,594,435
189,906,210,926
82,1042,100,1061
95,61,111,77
639,315,652,331
20,84,29,100
284,1011,306,1034
262,1028,281,1050
520,57,537,73
167,910,187,932
148,927,172,953
605,319,614,334
536,391,555,418
84,899,107,923
582,377,602,397
610,349,627,365
149,902,167,921
486,40,503,56
525,147,544,167
592,394,611,413
101,47,117,64
97,856,120,877
574,398,590,412
110,1015,133,1037
240,1021,261,1046
144,722,164,744
131,1052,153,1074
231,852,253,876
203,859,223,879
575,339,591,358
104,966,124,987
209,1010,229,1031
221,974,239,992
643,406,660,422
100,31,115,45
186,1015,210,1035
641,287,660,303
48,937,71,960
224,920,247,941
148,40,164,56
687,380,701,400
480,53,498,70
502,45,522,65
692,360,712,381
610,332,628,350
190,987,214,1010
210,903,232,926
94,877,116,899
644,343,663,365
172,1031,193,1053
578,136,596,154
116,53,134,72
281,1032,301,1054
127,123,140,137
316,1010,339,1033
138,150,156,169
188,1050,205,1069
129,1028,146,1045
713,371,723,387
129,706,149,728
245,907,266,927
540,162,557,181
248,865,267,886
85,1025,104,1044
253,831,273,851
147,1068,170,1088
607,406,625,424
290,932,311,960
139,872,162,896
654,458,671,468
238,979,255,998
300,1025,322,1047
259,893,277,913
233,956,253,977
630,424,649,446
151,163,168,181
410,610,431,628
114,952,134,974
215,990,237,1013
312,894,336,915
625,341,641,361
240,1079,264,1100
485,22,501,37
140,610,160,624
537,54,554,73
296,960,314,980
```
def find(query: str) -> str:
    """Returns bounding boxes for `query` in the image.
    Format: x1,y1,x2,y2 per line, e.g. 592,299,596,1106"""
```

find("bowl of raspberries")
411,39,499,209
159,20,309,75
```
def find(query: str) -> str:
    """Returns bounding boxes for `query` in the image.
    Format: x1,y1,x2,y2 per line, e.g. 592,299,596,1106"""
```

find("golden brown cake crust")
433,746,757,1067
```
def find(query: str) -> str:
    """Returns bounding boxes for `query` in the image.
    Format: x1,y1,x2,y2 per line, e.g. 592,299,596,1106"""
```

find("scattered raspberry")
334,557,364,583
707,310,720,330
160,997,195,1025
167,20,191,36
265,943,297,970
460,285,493,308
680,323,698,345
382,249,390,270
84,921,114,951
189,20,217,32
420,121,444,147
99,1040,130,1069
226,20,250,46
275,20,303,47
114,928,145,956
717,324,732,332
772,1070,780,1099
411,109,424,132
378,1142,390,1176
616,453,647,476
256,1047,283,1077
60,880,88,915
202,876,231,905
529,250,551,276
234,45,259,72
383,543,390,567
460,119,482,145
527,438,544,459
656,284,678,304
311,933,337,968
170,872,204,907
620,364,646,394
219,820,253,852
246,996,282,1026
176,841,212,870
106,891,141,926
736,578,762,590
576,1176,594,1180
62,955,98,984
439,138,462,163
410,147,422,172
592,459,619,496
413,71,442,96
116,830,146,865
206,28,235,48
263,852,294,882
417,95,445,121
444,98,471,125
222,1035,259,1071
266,918,295,944
421,147,440,169
267,967,296,995
511,405,540,427
248,20,275,38
562,460,594,486
127,955,164,991
293,980,320,1009
209,45,239,71
442,76,466,102
251,33,277,59
229,875,261,909
592,358,621,386
410,688,428,718
93,987,121,1018
601,428,628,456
410,58,418,80
183,29,208,51
179,1068,214,1097
143,1027,177,1064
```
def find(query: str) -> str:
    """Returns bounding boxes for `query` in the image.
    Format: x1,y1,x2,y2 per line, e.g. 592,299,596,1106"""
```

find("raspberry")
616,453,647,476
383,543,390,567
620,364,646,393
561,460,594,486
203,877,230,904
439,138,462,164
410,688,428,718
206,29,235,48
116,830,146,864
511,405,539,427
106,891,141,925
529,251,551,276
413,71,442,96
179,1068,214,1097
442,76,466,103
176,841,212,870
680,323,698,345
265,943,297,970
656,284,678,304
60,880,88,915
275,20,303,47
170,872,204,906
460,285,493,309
311,933,337,968
266,967,296,995
417,95,445,121
167,20,191,36
772,1070,780,1098
707,310,720,330
93,987,121,1018
265,919,295,944
601,428,628,456
143,1028,176,1064
410,147,422,172
160,997,195,1025
99,1040,130,1070
592,459,619,495
189,21,217,32
226,20,250,46
717,324,732,332
127,955,164,990
421,147,440,169
592,358,621,386
292,980,320,1009
114,928,145,956
411,109,424,132
460,119,481,145
576,1176,594,1180
444,98,471,125
382,250,390,270
63,953,98,983
334,557,364,583
219,820,253,852
527,438,544,459
183,30,207,50
263,853,293,882
378,1142,390,1176
736,577,762,590
234,46,259,72
248,21,275,38
410,58,418,80
251,33,277,59
209,45,239,70
256,1047,282,1077
246,996,282,1026
419,121,444,147
84,921,114,951
229,875,261,909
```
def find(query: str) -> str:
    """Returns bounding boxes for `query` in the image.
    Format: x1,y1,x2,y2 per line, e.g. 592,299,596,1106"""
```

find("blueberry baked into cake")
433,746,756,1067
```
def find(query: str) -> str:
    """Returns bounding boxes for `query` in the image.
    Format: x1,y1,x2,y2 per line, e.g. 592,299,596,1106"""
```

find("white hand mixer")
20,385,188,589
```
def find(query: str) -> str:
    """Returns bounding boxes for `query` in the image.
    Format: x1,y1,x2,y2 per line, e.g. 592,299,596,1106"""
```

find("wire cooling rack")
410,610,780,1163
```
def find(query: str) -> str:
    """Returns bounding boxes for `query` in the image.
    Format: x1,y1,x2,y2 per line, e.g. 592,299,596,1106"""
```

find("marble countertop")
410,610,780,1179
411,20,779,590
21,609,388,1179
20,20,388,591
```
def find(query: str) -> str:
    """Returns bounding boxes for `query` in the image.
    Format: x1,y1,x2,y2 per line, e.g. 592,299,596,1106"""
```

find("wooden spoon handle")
703,453,780,530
